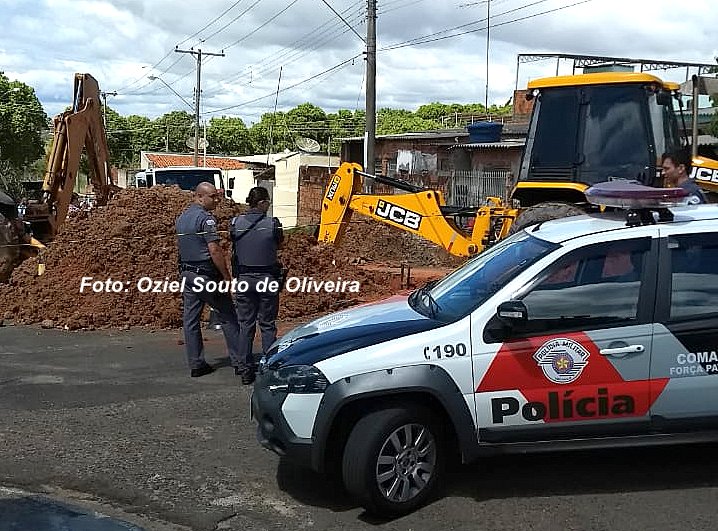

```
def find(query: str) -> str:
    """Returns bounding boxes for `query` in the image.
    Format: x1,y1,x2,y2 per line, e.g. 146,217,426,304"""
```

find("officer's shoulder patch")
205,218,216,225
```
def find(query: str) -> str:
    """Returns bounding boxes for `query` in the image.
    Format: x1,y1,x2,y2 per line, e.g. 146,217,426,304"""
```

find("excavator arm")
318,163,518,257
26,73,116,241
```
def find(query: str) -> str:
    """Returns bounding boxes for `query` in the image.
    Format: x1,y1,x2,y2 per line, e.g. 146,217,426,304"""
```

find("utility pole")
175,47,225,166
365,0,377,183
100,91,117,128
485,0,490,113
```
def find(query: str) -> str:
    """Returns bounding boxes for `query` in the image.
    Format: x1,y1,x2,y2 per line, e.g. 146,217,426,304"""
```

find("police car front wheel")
342,406,444,517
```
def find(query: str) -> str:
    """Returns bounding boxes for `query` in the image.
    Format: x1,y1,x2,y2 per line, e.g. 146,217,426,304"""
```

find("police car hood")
264,295,442,368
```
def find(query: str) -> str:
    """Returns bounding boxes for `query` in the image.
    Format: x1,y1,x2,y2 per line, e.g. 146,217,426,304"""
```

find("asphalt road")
1,325,718,531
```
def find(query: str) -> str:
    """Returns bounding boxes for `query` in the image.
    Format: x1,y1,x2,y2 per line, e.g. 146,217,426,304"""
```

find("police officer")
230,186,283,385
662,150,707,204
176,182,242,378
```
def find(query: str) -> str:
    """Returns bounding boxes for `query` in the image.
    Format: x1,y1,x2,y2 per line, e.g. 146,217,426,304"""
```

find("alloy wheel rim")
375,422,436,503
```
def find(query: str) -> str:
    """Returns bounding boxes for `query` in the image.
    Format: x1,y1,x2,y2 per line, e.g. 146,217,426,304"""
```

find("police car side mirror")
497,300,528,324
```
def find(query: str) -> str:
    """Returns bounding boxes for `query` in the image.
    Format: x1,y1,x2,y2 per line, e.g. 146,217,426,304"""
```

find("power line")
176,0,248,47
202,6,365,95
319,0,365,43
200,0,264,43
381,0,552,50
220,0,302,52
381,0,594,51
205,54,362,115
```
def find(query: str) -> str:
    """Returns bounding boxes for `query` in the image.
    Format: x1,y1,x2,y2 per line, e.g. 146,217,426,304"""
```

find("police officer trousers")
235,273,280,362
181,270,246,370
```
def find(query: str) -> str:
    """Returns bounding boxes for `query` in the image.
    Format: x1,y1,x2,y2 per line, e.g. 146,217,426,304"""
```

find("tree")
207,116,251,155
125,115,154,165
0,72,48,170
154,110,195,153
376,108,441,134
105,107,132,167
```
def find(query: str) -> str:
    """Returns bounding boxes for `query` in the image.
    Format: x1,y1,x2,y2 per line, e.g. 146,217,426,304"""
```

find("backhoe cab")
319,71,718,258
510,72,718,231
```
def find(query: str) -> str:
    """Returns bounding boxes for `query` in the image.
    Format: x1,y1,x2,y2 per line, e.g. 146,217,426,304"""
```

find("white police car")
252,183,718,517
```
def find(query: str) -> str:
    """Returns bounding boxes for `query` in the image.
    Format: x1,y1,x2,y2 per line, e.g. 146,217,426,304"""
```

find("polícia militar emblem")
533,338,590,384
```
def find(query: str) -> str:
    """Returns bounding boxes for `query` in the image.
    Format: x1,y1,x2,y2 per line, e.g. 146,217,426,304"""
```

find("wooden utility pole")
365,0,377,179
175,47,225,166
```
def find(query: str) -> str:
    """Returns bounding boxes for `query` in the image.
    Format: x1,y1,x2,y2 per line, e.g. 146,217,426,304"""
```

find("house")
134,150,339,228
339,121,528,207
235,152,339,229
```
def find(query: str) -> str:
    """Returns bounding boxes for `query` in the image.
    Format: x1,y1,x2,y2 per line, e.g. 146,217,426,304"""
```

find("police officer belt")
180,261,220,277
234,264,281,275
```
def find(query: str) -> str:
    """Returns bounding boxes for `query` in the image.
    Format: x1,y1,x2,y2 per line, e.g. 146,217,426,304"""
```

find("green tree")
249,111,293,153
327,109,365,153
154,110,195,153
0,72,48,170
207,116,251,155
105,107,132,167
376,108,441,134
125,114,154,165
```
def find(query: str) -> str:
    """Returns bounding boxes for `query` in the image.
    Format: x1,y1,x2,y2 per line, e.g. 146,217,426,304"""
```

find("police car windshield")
422,231,558,321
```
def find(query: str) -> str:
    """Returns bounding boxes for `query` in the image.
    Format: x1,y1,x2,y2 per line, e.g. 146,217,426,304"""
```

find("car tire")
342,405,443,517
509,201,585,235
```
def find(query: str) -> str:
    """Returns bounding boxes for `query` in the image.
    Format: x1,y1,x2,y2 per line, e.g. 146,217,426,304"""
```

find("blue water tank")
467,121,503,143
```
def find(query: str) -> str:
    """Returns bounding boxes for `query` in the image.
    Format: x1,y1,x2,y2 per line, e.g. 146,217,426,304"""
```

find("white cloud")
1,0,716,126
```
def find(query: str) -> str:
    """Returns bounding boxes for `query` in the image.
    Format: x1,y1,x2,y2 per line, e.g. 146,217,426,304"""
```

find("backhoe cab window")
524,85,654,185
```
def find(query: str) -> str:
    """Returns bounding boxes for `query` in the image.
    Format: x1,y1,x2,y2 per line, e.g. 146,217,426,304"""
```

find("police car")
252,182,718,517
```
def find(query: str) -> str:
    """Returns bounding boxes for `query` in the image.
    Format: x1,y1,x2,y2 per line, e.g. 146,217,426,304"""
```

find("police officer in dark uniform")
230,186,283,385
662,150,707,204
176,182,243,378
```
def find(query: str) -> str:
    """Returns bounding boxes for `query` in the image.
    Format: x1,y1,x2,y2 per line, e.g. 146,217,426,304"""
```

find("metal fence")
442,169,512,206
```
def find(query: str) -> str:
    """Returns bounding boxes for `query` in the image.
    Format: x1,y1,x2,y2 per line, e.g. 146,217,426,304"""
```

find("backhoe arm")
319,163,517,257
38,73,115,240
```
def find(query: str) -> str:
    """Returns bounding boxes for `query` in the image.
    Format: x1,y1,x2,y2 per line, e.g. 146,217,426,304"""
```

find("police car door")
474,236,659,443
650,226,718,430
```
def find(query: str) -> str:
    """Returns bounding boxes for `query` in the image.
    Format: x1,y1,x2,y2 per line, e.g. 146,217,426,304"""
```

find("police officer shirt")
176,203,220,263
230,208,282,268
680,179,708,205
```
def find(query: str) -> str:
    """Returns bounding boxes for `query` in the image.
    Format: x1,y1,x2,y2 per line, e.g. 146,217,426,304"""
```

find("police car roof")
529,204,718,244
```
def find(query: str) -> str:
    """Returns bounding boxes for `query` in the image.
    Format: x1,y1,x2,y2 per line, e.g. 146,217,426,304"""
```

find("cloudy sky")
1,0,717,128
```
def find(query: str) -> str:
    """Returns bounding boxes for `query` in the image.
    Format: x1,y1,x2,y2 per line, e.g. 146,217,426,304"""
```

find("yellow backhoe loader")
0,73,116,281
319,71,718,257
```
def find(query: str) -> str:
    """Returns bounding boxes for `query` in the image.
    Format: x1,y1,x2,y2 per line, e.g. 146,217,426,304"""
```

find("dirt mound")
0,187,390,330
338,217,465,268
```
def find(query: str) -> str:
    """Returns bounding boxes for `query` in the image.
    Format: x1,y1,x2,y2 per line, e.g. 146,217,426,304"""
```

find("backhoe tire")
509,201,586,235
342,405,444,518
0,212,20,282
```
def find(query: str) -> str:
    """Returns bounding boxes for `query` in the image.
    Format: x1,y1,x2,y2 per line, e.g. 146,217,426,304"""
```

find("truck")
318,71,718,257
135,166,242,203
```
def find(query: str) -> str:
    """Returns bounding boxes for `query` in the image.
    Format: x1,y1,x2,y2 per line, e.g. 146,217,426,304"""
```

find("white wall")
273,155,301,228
224,169,255,204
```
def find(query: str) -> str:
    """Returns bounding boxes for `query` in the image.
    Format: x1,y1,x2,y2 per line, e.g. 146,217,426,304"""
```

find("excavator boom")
319,163,517,257
26,73,116,241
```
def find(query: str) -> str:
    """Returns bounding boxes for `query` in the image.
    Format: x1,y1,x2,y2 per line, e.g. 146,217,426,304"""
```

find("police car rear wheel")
342,406,443,517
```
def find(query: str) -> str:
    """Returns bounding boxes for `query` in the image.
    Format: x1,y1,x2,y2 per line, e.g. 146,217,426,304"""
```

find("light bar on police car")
585,180,689,209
